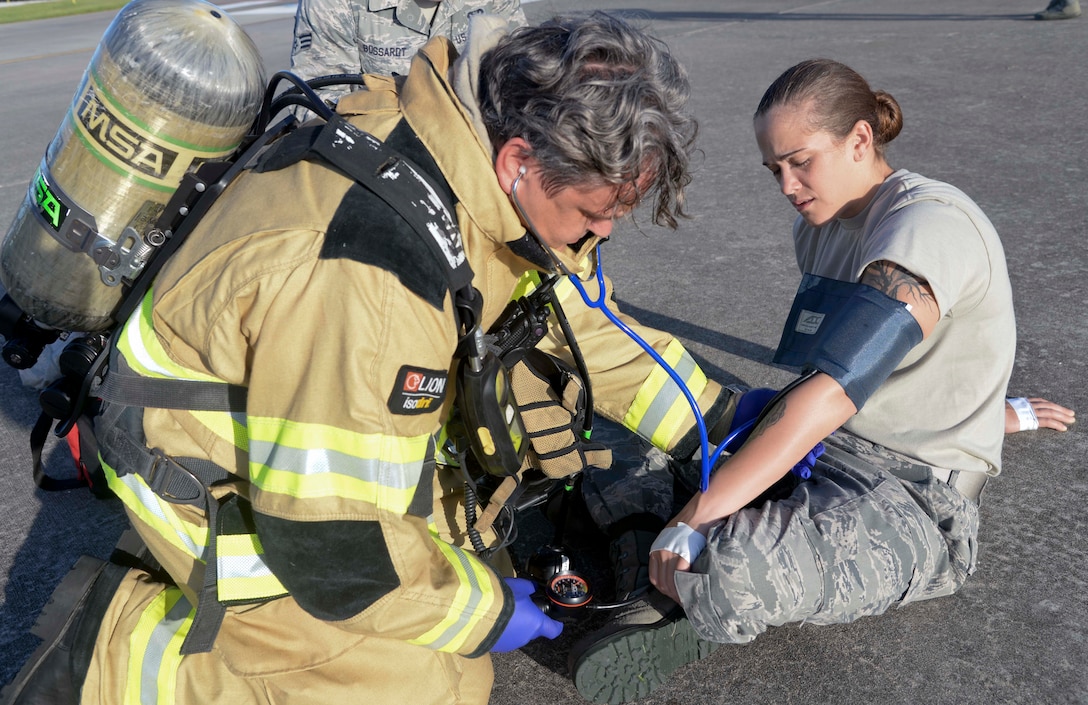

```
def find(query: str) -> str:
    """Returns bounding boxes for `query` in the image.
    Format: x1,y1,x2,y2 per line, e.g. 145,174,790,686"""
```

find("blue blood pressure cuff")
772,273,923,410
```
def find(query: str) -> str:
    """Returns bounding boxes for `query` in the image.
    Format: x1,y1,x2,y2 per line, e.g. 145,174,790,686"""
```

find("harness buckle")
145,448,207,506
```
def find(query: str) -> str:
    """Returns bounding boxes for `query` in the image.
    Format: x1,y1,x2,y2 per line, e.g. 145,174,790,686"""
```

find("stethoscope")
510,167,755,492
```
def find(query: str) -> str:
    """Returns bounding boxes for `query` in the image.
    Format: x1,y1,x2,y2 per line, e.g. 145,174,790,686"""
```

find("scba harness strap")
472,349,610,535
89,114,484,654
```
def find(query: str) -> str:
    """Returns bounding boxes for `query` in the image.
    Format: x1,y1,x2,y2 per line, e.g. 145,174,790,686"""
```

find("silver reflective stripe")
217,552,272,581
118,473,203,558
249,440,422,489
636,350,698,439
427,545,484,651
140,592,193,705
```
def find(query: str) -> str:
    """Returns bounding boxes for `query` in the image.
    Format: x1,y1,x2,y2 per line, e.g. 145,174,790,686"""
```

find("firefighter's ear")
495,137,534,195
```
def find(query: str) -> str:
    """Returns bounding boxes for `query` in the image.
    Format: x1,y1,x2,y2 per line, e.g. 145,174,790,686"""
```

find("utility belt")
928,467,988,504
824,429,988,504
865,440,989,504
888,463,988,504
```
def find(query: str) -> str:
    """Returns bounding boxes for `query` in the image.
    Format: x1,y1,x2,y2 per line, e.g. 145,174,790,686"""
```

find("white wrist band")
1007,397,1039,431
650,523,707,565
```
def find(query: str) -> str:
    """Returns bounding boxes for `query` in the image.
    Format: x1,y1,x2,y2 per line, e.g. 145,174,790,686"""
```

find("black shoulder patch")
321,120,459,311
253,511,400,621
324,182,451,308
382,120,449,191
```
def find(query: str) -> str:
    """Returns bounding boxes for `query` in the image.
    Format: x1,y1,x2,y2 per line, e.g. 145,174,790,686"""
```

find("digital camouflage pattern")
581,404,982,645
291,0,527,106
672,429,981,643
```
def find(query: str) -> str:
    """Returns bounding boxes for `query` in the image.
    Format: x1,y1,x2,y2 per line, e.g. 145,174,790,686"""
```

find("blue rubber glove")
490,577,564,653
725,388,826,480
723,388,778,450
790,441,825,480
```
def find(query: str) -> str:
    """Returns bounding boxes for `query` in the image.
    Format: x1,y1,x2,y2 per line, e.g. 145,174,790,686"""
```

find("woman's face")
511,164,628,249
754,103,872,227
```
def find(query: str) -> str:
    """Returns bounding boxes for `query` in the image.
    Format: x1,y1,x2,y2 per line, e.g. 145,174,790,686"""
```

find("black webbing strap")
97,400,234,653
181,492,225,654
95,367,247,412
305,114,475,297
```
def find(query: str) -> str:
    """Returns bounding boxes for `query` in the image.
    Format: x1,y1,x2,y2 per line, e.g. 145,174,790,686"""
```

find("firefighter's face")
510,166,628,249
497,137,637,251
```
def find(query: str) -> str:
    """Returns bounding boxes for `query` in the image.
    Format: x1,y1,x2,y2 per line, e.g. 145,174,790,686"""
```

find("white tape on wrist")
1007,397,1039,432
650,523,707,565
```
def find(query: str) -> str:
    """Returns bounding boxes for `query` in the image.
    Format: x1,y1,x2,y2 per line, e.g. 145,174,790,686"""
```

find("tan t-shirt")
792,170,1014,475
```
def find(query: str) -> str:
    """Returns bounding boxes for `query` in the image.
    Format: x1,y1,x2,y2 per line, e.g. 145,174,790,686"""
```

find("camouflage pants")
672,430,980,643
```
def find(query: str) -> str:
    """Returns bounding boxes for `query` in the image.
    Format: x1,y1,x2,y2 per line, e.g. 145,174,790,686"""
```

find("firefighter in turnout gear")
1,12,732,705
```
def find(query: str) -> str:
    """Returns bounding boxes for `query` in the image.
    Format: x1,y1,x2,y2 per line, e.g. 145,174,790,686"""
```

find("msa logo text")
389,366,448,415
76,83,179,179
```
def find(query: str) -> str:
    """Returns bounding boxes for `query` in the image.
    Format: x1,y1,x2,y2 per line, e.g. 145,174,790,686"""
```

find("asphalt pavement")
1,1,1085,703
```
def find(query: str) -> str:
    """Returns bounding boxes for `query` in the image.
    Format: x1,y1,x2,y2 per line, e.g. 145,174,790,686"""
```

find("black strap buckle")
144,448,207,506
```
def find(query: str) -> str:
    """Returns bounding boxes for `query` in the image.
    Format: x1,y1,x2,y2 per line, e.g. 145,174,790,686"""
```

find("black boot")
607,527,656,602
602,512,665,602
1,555,127,705
568,589,719,704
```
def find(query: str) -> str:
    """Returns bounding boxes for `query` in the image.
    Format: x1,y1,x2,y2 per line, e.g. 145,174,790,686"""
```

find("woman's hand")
648,515,705,603
648,541,691,604
648,373,854,601
1005,397,1075,433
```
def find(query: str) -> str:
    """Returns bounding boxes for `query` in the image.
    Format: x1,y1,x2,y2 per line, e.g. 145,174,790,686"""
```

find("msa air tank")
0,0,266,332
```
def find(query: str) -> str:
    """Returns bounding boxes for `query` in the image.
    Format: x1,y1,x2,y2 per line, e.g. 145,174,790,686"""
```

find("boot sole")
570,615,720,704
0,556,106,705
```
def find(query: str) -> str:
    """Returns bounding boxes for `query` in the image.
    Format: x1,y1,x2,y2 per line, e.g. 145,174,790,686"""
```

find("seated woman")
568,58,1075,704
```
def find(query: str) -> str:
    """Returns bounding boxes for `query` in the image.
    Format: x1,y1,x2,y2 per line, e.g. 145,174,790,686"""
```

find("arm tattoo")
747,398,786,443
860,260,935,307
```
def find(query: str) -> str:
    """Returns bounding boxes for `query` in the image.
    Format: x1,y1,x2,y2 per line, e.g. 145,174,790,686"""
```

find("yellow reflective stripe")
191,409,250,453
248,416,428,513
118,290,220,382
625,339,708,448
124,586,192,705
509,270,543,300
102,457,207,561
216,533,288,602
513,270,578,308
217,573,288,602
550,275,578,305
408,535,498,652
434,422,460,467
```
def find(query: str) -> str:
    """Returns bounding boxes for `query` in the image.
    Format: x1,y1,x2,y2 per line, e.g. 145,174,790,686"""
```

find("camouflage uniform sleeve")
490,0,528,26
290,0,362,107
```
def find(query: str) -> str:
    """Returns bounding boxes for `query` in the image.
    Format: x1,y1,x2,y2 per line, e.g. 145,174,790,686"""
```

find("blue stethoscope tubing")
509,170,751,492
564,245,754,493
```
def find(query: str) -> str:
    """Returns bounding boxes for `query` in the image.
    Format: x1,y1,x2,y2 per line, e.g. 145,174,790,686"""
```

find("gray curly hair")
478,12,697,229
